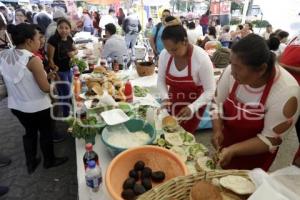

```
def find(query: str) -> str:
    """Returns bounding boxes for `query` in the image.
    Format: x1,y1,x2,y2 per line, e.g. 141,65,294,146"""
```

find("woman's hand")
176,106,193,123
218,146,236,168
47,71,58,80
212,131,224,150
49,62,59,72
67,50,76,58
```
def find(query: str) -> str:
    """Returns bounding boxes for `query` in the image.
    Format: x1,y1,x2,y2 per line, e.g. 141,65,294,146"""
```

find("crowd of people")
0,3,300,198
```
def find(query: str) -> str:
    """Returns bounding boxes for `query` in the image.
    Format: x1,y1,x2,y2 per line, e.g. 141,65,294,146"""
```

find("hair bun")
165,16,182,27
7,24,17,34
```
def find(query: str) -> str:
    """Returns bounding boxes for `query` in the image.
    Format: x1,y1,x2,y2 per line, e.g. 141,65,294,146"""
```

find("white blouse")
215,65,300,148
157,45,215,114
0,48,51,113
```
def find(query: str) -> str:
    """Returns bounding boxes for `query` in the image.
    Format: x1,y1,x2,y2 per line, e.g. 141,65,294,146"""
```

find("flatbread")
219,175,255,195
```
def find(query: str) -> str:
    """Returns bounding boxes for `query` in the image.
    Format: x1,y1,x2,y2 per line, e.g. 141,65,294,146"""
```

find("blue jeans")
57,70,72,117
84,26,94,34
201,25,208,35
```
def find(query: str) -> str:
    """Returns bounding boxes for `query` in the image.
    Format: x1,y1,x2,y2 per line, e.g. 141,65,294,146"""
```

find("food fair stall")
68,35,229,199
68,34,300,199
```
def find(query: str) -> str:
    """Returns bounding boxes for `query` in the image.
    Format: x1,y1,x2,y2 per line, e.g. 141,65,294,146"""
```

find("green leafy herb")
134,86,149,97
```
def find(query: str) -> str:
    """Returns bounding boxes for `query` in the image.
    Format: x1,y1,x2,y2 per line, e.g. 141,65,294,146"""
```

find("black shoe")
0,155,11,168
43,157,68,169
27,157,41,174
0,186,9,196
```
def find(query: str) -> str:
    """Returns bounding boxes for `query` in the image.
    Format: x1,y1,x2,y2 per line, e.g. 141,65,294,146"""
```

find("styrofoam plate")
101,109,130,126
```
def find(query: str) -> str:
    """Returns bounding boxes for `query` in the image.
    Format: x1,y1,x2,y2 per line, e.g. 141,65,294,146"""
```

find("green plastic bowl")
101,119,156,157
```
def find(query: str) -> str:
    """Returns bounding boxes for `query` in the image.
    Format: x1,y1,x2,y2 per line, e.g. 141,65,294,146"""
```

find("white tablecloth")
76,68,223,199
76,135,112,200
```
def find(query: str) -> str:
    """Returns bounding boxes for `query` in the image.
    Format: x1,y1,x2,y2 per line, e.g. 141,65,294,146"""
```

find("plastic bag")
0,74,7,101
249,166,300,200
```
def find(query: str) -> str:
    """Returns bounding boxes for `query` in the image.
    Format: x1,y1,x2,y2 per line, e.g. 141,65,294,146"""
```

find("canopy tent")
141,0,169,6
85,0,119,5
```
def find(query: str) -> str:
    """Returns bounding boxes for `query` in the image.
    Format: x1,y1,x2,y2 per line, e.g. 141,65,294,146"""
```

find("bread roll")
93,66,107,74
162,116,178,132
190,181,222,200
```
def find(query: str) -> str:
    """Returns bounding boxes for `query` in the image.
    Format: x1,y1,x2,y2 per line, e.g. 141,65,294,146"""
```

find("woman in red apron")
212,34,299,171
158,16,215,133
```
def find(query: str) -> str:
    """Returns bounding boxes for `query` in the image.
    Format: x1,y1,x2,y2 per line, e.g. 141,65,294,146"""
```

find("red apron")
222,74,278,171
165,45,206,133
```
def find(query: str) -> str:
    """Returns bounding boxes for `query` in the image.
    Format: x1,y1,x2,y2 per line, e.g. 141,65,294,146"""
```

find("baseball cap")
53,10,66,19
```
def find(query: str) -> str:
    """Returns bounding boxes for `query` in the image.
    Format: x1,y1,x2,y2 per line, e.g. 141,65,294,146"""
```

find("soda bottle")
83,143,99,170
107,57,112,70
74,77,81,101
113,56,119,72
124,80,133,103
85,160,102,192
73,65,80,77
122,55,128,70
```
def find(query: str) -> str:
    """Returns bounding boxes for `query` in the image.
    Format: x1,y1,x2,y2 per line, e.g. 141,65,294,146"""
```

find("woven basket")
138,170,250,200
136,61,155,77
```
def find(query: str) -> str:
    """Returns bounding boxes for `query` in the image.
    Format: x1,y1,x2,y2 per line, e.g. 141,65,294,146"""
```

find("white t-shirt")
187,29,203,45
99,14,117,30
215,65,300,140
157,45,215,113
102,34,128,64
0,49,51,113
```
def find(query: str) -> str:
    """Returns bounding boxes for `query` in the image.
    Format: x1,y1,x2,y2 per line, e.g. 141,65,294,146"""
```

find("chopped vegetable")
70,58,87,73
170,146,187,162
164,133,183,146
134,86,149,97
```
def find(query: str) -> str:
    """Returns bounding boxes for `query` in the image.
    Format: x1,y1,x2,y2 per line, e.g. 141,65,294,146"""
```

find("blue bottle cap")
88,160,96,168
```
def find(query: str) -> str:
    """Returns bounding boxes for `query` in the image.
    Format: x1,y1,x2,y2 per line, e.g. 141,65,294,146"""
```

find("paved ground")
0,98,77,200
0,97,298,200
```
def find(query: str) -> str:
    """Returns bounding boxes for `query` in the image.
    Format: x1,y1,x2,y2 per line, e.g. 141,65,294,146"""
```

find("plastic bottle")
81,79,88,94
124,80,133,103
85,160,102,192
113,56,119,72
107,57,112,70
148,48,154,63
73,65,80,77
83,143,99,170
122,55,128,70
74,77,81,101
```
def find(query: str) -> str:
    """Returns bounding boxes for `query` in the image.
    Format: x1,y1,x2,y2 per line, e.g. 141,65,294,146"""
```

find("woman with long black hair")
47,18,77,117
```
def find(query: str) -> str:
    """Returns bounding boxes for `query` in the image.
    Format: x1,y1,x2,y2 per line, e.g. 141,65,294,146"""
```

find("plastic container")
105,146,188,200
85,160,102,192
74,77,81,100
124,80,133,103
100,109,129,126
101,119,156,156
83,143,99,170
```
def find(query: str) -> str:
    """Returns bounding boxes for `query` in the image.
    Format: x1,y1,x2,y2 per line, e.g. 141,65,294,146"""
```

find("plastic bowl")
136,61,155,77
105,145,189,200
101,119,156,156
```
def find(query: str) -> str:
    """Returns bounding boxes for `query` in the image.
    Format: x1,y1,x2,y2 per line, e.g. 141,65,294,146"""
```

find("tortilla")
219,175,255,195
